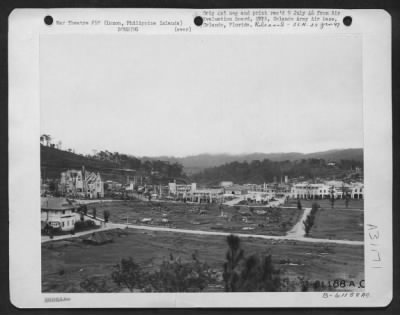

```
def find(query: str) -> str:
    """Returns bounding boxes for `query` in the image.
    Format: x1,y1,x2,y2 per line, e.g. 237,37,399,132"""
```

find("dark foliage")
111,257,145,292
191,158,363,185
110,254,214,292
80,276,111,292
103,210,110,222
223,234,281,292
303,202,320,236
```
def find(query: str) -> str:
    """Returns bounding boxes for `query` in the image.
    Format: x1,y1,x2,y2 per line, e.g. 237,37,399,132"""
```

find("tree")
330,195,335,209
303,202,319,236
345,194,350,208
223,234,244,292
303,215,314,236
103,210,110,223
111,257,145,292
223,234,281,292
239,254,280,292
149,253,212,292
80,204,88,215
40,134,52,146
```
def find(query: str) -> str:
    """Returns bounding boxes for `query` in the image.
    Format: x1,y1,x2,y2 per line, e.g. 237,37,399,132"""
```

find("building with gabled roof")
59,166,104,199
41,197,78,231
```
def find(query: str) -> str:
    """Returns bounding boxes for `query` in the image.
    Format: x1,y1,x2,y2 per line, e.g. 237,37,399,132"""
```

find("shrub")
149,253,213,292
75,219,96,231
111,254,213,292
80,276,110,293
111,257,146,292
103,210,110,223
303,203,320,236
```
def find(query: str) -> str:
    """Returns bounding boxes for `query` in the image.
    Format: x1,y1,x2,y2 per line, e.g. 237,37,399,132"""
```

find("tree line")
40,135,186,182
191,158,363,185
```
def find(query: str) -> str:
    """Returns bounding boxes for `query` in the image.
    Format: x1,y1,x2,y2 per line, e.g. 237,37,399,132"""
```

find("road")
107,222,363,246
42,205,363,246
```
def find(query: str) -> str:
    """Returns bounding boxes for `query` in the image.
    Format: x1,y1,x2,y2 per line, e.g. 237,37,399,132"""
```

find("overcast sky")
40,34,363,157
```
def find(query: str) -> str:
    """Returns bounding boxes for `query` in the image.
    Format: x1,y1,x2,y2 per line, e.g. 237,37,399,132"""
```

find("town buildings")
59,166,104,199
290,181,364,199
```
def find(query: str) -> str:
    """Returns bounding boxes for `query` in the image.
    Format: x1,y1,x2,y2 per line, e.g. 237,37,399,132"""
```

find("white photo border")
9,8,392,308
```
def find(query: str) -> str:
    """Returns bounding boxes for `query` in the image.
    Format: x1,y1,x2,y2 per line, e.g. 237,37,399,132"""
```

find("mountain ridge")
143,148,363,174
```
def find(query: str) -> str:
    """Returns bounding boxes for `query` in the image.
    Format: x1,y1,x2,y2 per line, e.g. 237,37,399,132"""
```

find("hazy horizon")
137,147,363,159
40,34,363,157
40,142,362,160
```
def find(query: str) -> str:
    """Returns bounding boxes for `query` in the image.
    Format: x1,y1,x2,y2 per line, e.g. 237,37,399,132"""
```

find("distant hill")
146,149,363,174
41,145,363,183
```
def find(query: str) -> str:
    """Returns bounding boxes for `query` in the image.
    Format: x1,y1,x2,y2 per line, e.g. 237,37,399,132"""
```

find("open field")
88,201,303,236
310,209,364,241
286,198,364,211
42,228,364,293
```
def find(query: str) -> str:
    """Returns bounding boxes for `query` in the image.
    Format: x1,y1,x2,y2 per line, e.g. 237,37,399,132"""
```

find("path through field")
286,207,311,238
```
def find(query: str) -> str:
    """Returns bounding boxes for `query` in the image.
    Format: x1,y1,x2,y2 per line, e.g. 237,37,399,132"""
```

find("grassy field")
310,209,364,241
42,228,364,293
285,199,364,241
89,200,303,236
286,198,364,211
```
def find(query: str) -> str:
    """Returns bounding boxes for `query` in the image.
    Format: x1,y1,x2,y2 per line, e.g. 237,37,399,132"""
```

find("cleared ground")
89,200,303,236
286,198,364,211
42,228,364,293
310,209,364,241
286,199,364,241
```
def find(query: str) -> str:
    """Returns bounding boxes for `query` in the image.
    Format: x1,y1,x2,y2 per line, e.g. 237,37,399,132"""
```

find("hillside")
41,145,129,183
40,145,186,184
146,148,363,174
190,157,363,186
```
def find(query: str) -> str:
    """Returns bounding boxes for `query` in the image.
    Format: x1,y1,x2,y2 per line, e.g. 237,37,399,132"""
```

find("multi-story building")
41,197,78,231
191,188,224,203
59,166,104,199
168,182,197,198
351,183,364,199
290,181,363,199
291,183,332,199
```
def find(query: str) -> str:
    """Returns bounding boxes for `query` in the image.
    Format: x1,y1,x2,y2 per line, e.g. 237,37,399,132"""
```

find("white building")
168,182,197,198
41,197,77,231
191,188,224,203
290,181,363,199
351,183,364,199
291,183,331,199
60,167,104,199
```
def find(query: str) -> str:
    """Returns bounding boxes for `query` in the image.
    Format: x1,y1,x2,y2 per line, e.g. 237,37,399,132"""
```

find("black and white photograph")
8,8,392,308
